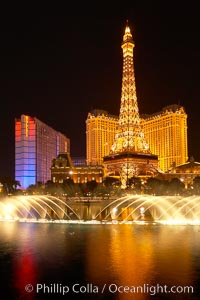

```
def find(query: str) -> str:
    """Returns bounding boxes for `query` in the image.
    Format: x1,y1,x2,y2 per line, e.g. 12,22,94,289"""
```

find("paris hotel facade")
86,104,188,173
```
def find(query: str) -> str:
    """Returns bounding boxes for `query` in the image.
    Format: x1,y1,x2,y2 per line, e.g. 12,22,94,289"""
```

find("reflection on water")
85,225,199,299
0,222,200,299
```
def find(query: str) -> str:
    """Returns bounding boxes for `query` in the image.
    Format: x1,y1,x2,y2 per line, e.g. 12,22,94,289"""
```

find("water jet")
0,194,200,225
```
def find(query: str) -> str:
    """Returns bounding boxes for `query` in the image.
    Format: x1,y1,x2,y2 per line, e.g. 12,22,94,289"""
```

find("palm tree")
0,176,21,195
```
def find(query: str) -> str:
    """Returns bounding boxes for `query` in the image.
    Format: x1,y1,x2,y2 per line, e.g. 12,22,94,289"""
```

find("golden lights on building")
86,110,118,165
86,104,188,174
164,156,200,188
141,105,188,172
51,153,103,184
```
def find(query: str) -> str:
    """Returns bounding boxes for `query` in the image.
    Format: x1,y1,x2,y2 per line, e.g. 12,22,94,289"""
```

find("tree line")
1,176,200,197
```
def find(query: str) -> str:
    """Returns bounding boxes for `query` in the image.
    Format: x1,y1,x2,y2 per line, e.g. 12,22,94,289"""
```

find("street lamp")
69,170,73,180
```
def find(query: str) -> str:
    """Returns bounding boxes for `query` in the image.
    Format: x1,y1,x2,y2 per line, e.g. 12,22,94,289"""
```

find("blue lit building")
15,115,70,189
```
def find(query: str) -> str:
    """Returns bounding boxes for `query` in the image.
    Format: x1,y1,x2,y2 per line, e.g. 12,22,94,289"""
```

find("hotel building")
86,109,118,165
15,114,70,189
141,104,188,172
51,152,104,184
86,104,188,173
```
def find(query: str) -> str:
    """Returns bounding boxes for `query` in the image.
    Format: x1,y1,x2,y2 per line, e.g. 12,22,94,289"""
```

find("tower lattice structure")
103,22,158,188
110,23,149,154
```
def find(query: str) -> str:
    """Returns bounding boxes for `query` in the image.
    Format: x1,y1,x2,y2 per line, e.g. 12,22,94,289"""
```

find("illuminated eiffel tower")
103,22,158,188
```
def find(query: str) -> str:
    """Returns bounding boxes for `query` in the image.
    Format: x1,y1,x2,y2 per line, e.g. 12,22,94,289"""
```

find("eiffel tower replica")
103,22,158,188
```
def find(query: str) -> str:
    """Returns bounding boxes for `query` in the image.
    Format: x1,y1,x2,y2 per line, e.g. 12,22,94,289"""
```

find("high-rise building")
141,104,188,172
103,22,158,188
86,109,118,165
15,114,70,189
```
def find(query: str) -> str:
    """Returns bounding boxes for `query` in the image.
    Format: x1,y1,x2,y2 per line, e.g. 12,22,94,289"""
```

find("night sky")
0,2,200,178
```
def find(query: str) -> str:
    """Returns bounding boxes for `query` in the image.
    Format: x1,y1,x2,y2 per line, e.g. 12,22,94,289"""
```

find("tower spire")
110,22,149,154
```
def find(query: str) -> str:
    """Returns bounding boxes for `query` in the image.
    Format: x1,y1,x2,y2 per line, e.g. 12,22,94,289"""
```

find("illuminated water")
0,222,200,299
1,194,200,224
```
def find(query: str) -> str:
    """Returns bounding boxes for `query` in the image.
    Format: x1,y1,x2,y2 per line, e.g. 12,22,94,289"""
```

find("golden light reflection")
85,225,195,300
107,226,154,300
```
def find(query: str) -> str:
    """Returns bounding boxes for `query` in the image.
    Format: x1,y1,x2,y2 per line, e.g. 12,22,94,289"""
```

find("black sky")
0,2,200,178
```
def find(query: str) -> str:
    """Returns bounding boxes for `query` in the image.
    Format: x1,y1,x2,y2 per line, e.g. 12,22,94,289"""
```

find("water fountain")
0,194,200,225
